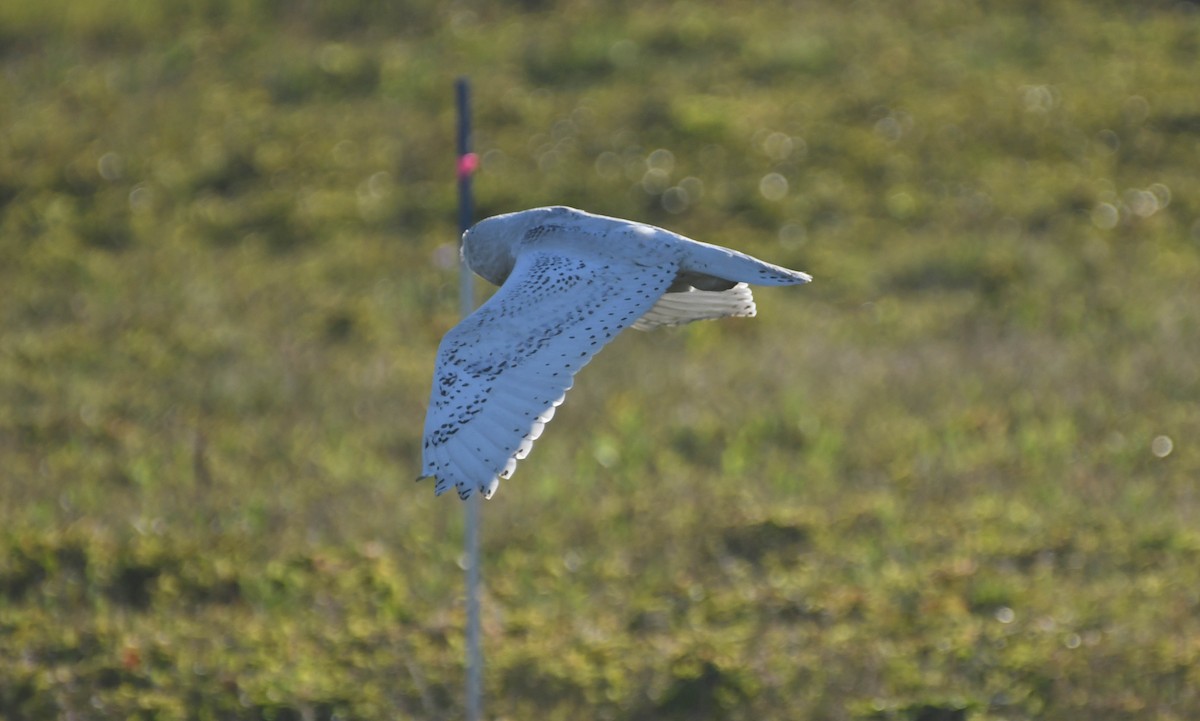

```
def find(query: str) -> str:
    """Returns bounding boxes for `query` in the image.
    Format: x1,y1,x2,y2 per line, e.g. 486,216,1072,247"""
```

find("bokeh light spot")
1091,203,1119,230
759,172,788,201
762,132,794,160
1125,189,1159,218
661,187,689,214
594,151,621,180
641,168,670,194
647,148,675,173
98,152,123,181
678,176,704,202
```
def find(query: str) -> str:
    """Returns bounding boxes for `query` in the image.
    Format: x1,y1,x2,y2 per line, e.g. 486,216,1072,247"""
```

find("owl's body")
421,206,811,499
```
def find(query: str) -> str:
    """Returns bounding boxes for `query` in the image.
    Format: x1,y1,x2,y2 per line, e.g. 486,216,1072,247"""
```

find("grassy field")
2,0,1199,718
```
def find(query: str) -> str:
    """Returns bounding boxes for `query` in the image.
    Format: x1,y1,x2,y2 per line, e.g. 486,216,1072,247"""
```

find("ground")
1,0,1198,718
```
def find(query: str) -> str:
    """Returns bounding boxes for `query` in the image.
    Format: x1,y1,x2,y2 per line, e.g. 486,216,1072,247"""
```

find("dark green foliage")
2,0,1199,719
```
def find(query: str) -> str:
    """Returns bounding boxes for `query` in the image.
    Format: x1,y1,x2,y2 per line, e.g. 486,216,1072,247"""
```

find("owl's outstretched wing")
420,249,677,499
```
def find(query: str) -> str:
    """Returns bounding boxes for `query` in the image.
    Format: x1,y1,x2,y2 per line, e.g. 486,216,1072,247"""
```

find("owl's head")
462,206,581,285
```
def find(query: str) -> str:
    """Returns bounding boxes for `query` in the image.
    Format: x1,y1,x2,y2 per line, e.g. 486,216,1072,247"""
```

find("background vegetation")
2,0,1198,718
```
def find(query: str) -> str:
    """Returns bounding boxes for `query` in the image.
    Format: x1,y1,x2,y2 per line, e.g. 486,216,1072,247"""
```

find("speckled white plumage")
420,206,811,499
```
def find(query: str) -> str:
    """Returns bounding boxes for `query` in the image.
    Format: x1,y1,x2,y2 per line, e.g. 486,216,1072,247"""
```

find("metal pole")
455,77,483,721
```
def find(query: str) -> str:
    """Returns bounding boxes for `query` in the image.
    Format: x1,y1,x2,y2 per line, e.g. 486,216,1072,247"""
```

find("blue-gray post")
455,77,482,721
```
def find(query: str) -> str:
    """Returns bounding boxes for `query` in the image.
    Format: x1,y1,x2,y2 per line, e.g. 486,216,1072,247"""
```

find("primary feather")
420,206,811,499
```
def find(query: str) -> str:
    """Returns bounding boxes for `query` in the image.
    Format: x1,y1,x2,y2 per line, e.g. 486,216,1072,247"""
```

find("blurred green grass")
2,0,1199,718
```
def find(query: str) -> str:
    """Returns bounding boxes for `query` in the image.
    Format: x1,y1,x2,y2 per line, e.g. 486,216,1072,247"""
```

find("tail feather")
633,283,757,330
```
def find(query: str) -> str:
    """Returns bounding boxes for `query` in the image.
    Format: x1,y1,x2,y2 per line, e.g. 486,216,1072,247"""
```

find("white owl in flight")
420,206,811,499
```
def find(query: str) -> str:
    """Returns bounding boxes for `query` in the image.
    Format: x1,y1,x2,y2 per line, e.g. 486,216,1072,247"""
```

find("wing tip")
450,481,498,501
759,268,812,285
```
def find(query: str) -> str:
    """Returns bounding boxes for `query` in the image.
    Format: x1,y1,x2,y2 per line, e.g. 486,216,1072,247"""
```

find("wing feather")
421,248,677,498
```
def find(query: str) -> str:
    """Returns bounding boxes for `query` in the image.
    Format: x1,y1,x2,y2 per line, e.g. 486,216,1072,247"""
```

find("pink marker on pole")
457,152,479,181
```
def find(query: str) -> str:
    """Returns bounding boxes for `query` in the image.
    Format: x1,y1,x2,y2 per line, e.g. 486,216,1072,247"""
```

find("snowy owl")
420,206,811,499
